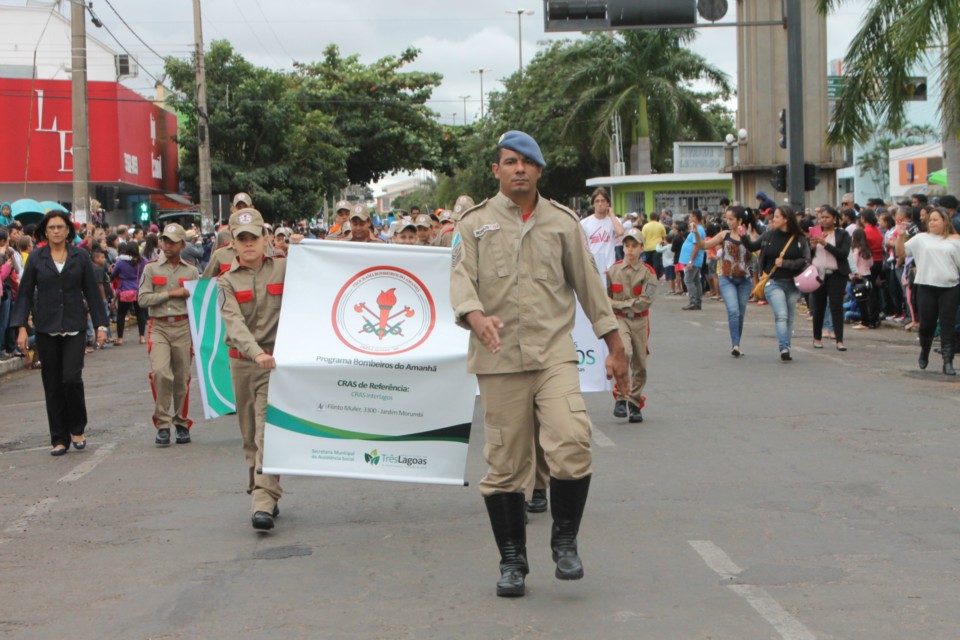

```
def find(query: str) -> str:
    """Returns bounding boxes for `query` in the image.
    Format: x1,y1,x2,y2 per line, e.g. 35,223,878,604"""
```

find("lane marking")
689,540,816,640
592,425,615,448
1,497,58,543
0,445,50,455
57,441,118,484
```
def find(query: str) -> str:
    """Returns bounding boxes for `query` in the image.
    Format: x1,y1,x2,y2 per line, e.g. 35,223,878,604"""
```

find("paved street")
1,293,958,640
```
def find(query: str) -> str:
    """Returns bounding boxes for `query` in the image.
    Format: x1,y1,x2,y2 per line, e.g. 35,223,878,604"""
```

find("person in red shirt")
859,209,885,328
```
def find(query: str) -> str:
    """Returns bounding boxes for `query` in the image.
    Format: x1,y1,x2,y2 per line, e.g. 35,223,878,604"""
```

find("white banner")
571,300,611,393
262,241,476,486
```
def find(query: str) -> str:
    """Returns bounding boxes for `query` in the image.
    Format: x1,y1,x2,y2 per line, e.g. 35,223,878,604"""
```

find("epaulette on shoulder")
642,262,656,275
458,198,489,220
548,198,580,222
611,259,624,266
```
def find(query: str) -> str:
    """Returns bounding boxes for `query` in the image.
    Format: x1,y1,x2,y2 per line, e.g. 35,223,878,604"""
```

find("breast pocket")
266,283,284,308
477,231,510,281
534,229,564,282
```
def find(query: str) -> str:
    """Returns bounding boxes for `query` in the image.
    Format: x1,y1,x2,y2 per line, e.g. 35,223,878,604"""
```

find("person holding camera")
896,207,960,375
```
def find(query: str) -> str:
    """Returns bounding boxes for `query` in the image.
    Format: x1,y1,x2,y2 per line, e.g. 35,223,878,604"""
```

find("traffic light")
771,164,787,193
138,201,150,222
904,77,927,101
804,163,820,192
543,0,697,32
778,108,787,149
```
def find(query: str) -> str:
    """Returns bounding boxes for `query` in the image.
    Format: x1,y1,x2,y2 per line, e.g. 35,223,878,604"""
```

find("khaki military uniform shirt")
434,224,456,247
340,235,384,243
450,191,618,374
202,244,237,278
218,256,287,359
606,260,657,314
139,256,200,317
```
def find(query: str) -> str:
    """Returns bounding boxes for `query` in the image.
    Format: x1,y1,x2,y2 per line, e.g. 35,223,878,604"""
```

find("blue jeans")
718,276,752,347
0,296,12,353
765,278,799,351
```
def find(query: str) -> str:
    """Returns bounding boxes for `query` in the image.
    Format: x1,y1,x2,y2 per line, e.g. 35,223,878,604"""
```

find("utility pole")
193,0,213,232
507,9,534,79
70,0,90,224
471,68,490,119
785,0,806,209
458,95,470,124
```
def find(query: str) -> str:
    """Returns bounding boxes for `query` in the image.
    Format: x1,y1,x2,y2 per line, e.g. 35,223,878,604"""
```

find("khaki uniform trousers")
229,358,282,513
616,316,648,407
147,319,193,430
477,362,592,497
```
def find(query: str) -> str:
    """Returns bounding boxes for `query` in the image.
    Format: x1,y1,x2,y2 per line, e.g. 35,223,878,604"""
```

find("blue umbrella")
10,198,44,217
38,200,69,213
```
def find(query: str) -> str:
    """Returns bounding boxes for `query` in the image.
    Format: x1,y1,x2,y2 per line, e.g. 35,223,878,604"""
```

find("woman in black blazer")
11,211,108,456
809,205,851,351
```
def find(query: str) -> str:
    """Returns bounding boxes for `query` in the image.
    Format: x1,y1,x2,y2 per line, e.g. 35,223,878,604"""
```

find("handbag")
851,279,872,301
794,264,822,293
752,235,795,301
119,289,137,303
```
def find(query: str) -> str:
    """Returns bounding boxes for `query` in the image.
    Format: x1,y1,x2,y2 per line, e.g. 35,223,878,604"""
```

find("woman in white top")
897,208,960,375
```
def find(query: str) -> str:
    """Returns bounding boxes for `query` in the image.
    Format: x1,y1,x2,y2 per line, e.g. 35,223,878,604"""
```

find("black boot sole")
555,565,584,580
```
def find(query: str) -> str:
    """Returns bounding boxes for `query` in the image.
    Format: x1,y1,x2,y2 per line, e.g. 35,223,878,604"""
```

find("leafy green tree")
550,30,733,174
165,41,346,220
816,0,960,190
294,46,448,185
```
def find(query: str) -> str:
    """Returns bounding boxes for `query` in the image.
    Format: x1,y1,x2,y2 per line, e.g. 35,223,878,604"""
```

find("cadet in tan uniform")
413,214,434,246
342,204,384,243
434,195,475,248
217,208,288,531
450,130,629,597
326,200,352,240
606,227,657,423
203,193,252,278
139,224,200,446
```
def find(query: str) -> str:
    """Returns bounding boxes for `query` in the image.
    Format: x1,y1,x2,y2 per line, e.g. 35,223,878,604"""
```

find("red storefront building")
0,77,180,222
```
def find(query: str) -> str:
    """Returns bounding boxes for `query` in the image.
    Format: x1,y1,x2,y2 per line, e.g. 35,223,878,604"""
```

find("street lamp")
471,68,491,119
458,95,470,124
452,113,457,126
506,9,534,79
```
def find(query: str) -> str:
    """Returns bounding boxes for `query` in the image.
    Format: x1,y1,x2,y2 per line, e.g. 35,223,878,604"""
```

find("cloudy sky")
56,0,872,126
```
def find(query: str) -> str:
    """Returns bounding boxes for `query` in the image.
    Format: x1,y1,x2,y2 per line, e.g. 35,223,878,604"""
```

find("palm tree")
815,0,960,192
553,29,732,175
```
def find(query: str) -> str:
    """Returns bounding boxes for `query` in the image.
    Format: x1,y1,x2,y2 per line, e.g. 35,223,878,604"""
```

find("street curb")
0,356,26,377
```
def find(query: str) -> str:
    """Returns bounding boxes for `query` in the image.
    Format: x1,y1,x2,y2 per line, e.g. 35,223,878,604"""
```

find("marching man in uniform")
450,130,629,597
138,223,199,446
342,204,384,243
203,193,254,278
217,208,295,531
606,227,657,423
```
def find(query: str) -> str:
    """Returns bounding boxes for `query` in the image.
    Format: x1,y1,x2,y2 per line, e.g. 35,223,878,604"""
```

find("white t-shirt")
904,233,960,288
580,215,617,272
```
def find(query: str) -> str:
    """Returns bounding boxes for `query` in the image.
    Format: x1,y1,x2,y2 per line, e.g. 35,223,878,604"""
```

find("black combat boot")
484,493,528,597
526,488,548,513
919,334,933,370
550,475,591,580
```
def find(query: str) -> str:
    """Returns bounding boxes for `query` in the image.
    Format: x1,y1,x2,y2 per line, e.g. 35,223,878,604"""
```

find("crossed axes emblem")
354,288,415,340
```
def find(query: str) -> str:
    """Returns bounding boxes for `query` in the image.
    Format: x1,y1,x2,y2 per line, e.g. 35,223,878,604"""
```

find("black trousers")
116,300,147,338
812,272,847,343
917,284,960,355
35,332,88,448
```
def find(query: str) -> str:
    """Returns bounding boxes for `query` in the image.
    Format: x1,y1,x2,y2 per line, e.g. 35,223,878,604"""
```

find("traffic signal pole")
785,0,806,209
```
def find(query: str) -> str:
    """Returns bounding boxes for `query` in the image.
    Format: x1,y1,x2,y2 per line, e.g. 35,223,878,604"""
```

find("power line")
230,0,282,68
253,0,296,64
101,0,170,64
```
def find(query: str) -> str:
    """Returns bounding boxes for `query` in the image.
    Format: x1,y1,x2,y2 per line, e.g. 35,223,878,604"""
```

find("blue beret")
497,130,546,168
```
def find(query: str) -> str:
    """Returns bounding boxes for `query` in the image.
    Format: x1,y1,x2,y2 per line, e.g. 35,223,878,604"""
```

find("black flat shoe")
731,347,742,357
50,445,68,456
836,344,847,351
780,349,792,361
72,438,86,450
252,511,275,531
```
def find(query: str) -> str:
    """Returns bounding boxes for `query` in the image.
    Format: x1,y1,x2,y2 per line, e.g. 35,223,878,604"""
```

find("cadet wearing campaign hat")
328,199,353,240
203,208,273,277
342,203,383,243
139,222,200,447
218,203,287,530
451,129,628,597
435,195,476,247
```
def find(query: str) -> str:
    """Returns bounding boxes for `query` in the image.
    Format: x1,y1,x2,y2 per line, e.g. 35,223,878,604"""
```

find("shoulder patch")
457,198,490,220
548,198,581,222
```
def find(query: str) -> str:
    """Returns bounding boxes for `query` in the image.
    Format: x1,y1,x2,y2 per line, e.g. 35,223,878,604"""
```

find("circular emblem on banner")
332,266,436,355
237,212,253,224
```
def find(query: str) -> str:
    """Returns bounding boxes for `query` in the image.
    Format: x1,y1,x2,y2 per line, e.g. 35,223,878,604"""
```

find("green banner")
185,278,236,419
